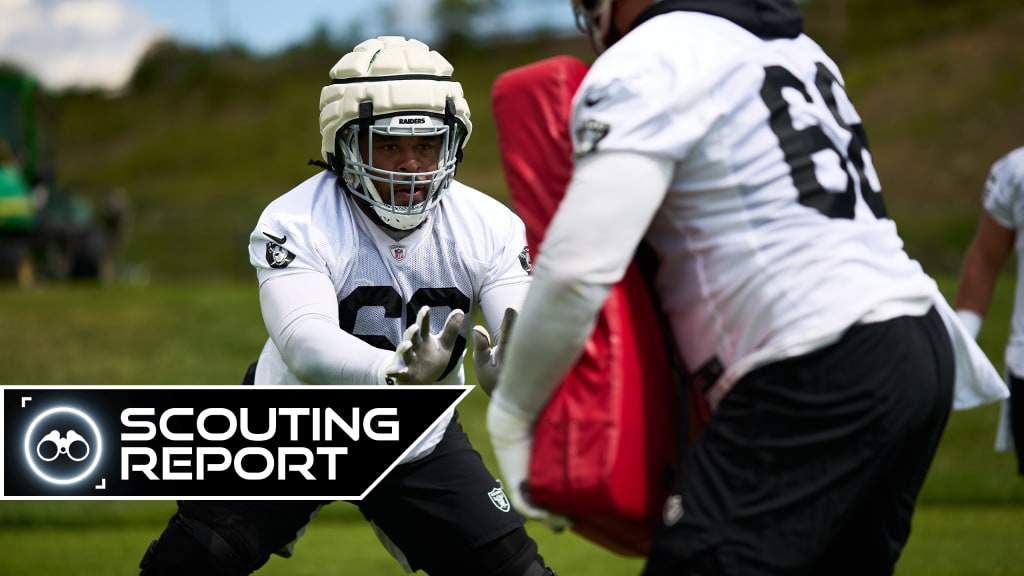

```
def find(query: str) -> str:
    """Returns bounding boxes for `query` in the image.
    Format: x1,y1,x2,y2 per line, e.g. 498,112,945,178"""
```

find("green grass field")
0,276,1021,575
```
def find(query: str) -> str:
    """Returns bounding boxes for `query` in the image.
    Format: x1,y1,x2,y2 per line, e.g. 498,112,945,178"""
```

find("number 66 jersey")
247,171,532,461
566,11,943,409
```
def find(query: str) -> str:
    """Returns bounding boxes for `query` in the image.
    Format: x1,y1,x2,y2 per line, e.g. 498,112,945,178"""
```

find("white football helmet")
319,36,472,231
571,0,615,54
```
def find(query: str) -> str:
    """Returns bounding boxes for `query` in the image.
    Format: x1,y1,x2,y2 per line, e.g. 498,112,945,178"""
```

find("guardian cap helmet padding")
319,36,472,230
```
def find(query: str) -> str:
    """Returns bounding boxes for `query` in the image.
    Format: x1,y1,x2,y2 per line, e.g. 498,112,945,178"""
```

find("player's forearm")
278,316,392,385
956,212,1015,315
479,279,531,330
260,270,392,385
954,251,999,316
496,270,610,417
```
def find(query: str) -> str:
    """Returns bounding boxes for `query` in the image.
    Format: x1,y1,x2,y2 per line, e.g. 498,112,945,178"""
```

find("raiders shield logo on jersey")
574,117,610,157
518,246,533,274
266,242,295,268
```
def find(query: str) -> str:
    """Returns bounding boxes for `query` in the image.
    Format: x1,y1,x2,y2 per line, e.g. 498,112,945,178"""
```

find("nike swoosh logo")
263,232,287,245
584,94,607,106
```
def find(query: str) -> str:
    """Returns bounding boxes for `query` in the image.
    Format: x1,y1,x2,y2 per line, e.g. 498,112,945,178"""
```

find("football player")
956,145,1024,477
486,1,1007,575
138,36,554,576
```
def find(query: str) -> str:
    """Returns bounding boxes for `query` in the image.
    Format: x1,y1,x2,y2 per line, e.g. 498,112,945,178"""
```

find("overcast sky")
0,0,576,91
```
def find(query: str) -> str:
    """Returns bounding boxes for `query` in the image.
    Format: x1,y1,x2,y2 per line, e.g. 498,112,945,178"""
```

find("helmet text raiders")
318,36,473,231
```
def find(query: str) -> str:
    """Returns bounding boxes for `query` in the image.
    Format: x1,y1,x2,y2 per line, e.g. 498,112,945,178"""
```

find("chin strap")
445,97,466,167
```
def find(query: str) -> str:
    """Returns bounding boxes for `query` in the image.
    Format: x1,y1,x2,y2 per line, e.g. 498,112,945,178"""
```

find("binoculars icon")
36,429,91,462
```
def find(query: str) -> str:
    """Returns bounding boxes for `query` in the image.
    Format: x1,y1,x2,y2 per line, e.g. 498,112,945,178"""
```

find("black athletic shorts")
181,414,524,572
644,307,955,576
356,414,527,571
1008,372,1024,475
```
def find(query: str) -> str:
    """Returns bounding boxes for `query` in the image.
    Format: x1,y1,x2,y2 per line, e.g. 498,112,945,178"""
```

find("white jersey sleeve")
983,146,1024,375
983,147,1024,231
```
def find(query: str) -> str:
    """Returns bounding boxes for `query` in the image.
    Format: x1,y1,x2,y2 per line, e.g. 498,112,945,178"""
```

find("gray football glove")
471,307,517,397
385,306,465,386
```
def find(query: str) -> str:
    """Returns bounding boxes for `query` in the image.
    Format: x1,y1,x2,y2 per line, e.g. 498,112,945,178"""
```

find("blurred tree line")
28,0,1024,281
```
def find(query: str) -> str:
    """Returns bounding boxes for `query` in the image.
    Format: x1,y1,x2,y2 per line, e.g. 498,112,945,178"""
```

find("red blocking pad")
492,56,708,557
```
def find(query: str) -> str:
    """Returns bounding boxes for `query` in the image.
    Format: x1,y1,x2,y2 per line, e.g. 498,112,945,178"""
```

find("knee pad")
423,526,556,576
138,511,269,576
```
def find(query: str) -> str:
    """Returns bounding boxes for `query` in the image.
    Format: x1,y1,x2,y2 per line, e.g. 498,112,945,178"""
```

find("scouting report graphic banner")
1,385,469,499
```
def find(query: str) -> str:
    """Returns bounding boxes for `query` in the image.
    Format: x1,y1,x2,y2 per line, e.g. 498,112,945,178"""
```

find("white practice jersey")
248,172,532,461
569,12,939,405
983,146,1024,375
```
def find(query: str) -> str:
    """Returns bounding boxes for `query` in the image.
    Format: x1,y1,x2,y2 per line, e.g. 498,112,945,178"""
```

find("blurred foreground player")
487,1,1008,575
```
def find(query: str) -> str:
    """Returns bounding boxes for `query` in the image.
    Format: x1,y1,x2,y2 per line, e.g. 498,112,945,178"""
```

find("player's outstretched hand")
471,307,517,397
385,306,465,386
487,396,573,533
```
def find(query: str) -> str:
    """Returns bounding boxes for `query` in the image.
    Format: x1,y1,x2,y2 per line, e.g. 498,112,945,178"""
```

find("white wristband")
956,309,983,340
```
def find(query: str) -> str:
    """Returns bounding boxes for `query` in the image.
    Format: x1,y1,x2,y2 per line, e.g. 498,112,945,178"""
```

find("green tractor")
0,68,125,287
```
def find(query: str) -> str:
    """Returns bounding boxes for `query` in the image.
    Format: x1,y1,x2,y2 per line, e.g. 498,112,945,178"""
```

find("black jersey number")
760,63,887,219
338,286,471,380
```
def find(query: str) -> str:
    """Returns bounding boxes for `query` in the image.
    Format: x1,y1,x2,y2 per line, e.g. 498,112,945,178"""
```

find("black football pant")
644,307,954,576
